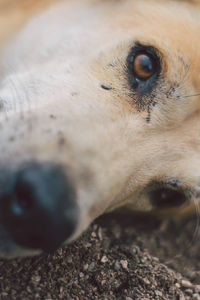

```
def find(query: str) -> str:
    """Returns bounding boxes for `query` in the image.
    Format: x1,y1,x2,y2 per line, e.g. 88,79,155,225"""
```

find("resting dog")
0,0,199,258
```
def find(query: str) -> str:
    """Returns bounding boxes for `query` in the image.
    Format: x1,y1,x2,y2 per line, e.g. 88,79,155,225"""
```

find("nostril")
0,163,78,252
12,179,35,216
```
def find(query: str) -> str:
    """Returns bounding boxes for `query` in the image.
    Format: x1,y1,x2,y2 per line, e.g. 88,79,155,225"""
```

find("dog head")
0,0,199,258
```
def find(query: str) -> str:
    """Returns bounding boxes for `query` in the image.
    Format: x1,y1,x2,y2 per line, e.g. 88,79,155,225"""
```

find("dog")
0,0,199,258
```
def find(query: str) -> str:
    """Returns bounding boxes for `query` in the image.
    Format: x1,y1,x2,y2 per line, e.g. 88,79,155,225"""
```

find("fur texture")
0,0,199,257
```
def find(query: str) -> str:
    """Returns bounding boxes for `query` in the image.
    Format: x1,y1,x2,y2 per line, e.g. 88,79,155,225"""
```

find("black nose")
0,163,78,252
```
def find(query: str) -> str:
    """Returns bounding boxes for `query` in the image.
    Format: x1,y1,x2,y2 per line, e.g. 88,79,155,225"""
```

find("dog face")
0,0,199,258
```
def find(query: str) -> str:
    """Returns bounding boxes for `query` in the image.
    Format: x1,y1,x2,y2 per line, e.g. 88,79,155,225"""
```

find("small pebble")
120,260,128,269
67,257,73,264
31,275,41,283
195,285,200,293
114,260,121,271
185,289,193,295
155,290,162,297
101,256,108,263
83,264,88,271
143,278,150,285
91,232,96,238
88,262,96,271
181,280,193,288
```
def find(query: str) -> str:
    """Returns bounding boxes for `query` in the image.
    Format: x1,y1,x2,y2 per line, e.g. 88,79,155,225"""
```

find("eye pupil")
133,53,156,80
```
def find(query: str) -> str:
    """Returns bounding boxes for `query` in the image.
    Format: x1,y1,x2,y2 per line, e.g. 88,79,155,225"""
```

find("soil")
0,212,200,300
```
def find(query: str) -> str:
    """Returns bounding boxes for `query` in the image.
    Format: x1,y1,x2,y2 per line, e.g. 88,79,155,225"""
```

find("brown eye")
133,53,157,80
127,45,161,93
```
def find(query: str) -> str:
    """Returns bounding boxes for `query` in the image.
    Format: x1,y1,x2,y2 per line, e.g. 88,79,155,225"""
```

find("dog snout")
0,162,78,253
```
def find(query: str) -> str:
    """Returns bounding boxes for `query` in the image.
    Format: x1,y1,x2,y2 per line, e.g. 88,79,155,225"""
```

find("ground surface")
0,213,200,300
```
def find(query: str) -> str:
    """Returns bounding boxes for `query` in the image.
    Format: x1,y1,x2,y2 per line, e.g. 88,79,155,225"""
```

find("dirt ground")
0,212,200,300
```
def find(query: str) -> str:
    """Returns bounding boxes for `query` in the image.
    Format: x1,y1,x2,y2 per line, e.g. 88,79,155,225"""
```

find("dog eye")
127,45,161,95
133,53,157,80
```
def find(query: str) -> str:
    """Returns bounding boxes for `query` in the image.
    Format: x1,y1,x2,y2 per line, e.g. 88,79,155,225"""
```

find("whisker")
150,92,200,104
182,93,200,98
191,197,200,243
